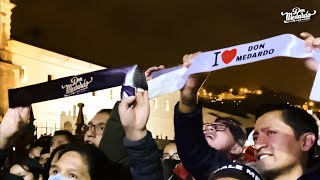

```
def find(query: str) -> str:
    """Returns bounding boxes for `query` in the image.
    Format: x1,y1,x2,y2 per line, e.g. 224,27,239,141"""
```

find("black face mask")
34,156,40,162
162,159,181,179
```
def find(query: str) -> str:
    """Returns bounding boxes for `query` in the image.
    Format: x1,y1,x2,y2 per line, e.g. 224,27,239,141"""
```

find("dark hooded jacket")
174,102,231,180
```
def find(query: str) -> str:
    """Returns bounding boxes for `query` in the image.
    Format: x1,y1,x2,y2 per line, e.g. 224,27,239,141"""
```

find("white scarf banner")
149,34,320,101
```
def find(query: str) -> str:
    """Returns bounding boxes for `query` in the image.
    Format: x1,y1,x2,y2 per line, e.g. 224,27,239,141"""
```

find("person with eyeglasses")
162,142,180,161
82,122,106,137
162,142,180,179
83,107,133,178
83,109,111,147
173,53,248,180
81,65,167,180
202,117,246,160
162,142,194,180
173,32,320,180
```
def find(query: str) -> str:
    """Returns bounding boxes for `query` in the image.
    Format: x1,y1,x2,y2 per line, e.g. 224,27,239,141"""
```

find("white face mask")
48,174,73,180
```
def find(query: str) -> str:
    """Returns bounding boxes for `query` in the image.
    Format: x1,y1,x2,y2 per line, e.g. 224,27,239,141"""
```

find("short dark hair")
97,109,112,115
56,143,116,180
0,173,24,180
256,104,318,161
215,117,246,147
29,140,41,148
17,157,42,179
53,130,74,143
40,145,50,155
42,144,69,180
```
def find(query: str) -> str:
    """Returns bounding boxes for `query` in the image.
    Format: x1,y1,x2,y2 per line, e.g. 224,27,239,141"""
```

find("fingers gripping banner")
149,34,320,101
8,33,320,107
8,65,147,108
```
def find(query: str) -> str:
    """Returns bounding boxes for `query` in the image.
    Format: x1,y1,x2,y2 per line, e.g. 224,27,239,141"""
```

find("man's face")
84,112,109,147
163,143,180,160
203,122,236,152
253,110,303,175
50,135,69,154
49,151,91,180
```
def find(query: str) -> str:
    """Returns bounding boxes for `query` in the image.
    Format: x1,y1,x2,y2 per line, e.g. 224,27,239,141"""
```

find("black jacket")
98,101,131,179
123,131,163,180
174,103,231,180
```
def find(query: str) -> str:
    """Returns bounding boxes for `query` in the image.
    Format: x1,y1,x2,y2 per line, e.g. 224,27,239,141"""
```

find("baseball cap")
209,163,263,180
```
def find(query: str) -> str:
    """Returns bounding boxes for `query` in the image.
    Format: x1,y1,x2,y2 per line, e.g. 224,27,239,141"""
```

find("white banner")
149,34,320,101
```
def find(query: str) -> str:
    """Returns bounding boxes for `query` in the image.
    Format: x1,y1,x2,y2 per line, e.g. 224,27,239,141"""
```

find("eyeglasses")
81,123,106,135
163,153,180,160
203,123,228,131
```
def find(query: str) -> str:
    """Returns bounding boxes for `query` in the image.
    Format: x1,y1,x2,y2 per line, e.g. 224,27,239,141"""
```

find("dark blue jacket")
123,131,163,180
174,103,231,180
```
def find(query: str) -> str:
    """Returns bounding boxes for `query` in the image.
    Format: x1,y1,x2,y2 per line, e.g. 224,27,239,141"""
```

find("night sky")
10,0,320,99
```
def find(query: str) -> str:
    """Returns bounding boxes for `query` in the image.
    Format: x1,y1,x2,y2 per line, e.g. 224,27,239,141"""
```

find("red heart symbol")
222,49,237,64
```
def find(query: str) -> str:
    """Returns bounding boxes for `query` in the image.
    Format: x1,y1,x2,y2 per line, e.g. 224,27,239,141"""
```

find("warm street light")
308,101,314,107
256,90,262,95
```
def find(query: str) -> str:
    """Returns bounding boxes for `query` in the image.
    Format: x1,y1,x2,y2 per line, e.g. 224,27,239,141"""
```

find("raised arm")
179,52,208,113
300,32,320,72
119,90,163,180
174,53,230,180
0,107,30,149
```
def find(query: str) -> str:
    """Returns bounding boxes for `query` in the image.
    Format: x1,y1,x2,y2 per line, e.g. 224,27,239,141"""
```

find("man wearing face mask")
162,142,193,180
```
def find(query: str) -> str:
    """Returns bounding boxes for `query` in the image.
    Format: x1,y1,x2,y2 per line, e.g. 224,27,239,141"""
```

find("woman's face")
49,151,91,180
9,164,35,180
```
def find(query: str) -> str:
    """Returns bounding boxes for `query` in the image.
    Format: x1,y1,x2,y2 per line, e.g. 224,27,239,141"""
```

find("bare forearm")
0,129,14,149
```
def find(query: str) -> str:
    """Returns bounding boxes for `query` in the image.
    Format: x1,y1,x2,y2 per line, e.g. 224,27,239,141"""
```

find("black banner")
9,65,147,108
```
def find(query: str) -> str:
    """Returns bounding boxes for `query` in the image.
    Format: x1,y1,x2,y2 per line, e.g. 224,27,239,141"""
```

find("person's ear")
301,133,316,152
230,143,243,155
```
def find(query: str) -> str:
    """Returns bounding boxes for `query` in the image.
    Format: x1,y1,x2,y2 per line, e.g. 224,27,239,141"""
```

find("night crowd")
0,32,320,180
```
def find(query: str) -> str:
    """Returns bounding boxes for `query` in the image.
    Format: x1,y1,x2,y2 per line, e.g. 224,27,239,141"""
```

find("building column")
1,0,16,61
0,0,19,119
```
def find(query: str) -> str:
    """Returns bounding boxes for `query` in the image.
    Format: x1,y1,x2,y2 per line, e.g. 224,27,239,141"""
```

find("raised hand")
179,52,209,113
118,89,150,141
300,32,320,72
144,65,165,81
0,106,30,149
312,114,320,146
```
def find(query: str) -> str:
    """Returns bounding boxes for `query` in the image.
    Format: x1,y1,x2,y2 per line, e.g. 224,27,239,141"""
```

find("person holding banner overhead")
173,32,320,180
96,65,165,179
301,32,320,72
118,88,163,180
173,53,248,180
